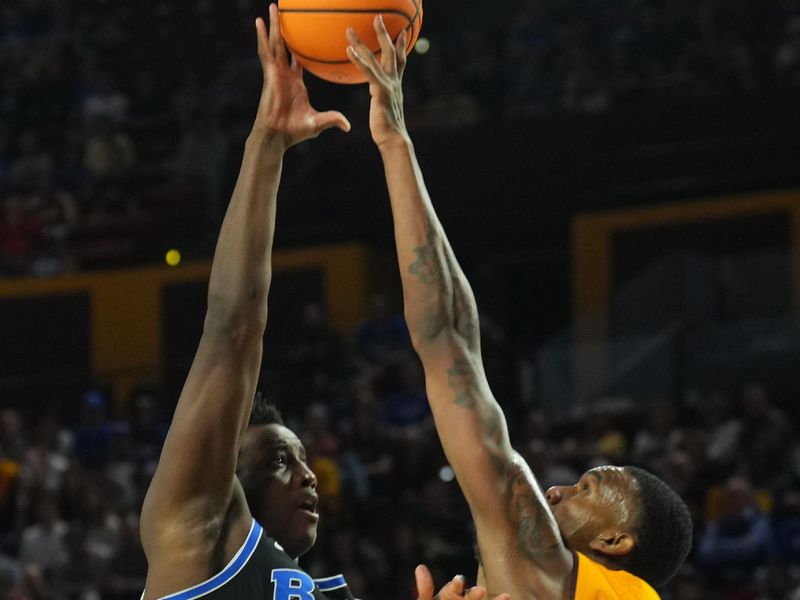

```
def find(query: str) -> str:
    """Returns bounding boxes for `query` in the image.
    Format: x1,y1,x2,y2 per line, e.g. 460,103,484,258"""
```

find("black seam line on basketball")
284,12,418,64
281,8,410,14
282,4,421,26
286,25,413,64
287,42,377,64
286,25,412,64
409,0,421,24
281,2,421,23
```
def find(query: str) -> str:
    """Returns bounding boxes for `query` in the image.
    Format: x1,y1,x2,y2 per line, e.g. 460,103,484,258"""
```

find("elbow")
203,294,268,344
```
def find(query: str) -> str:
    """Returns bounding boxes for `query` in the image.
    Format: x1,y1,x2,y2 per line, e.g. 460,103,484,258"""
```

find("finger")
436,575,466,598
396,28,408,78
290,53,303,77
464,586,487,600
268,3,288,64
314,110,352,134
492,594,512,600
415,565,435,600
346,44,382,85
256,17,272,67
346,27,384,79
374,15,396,75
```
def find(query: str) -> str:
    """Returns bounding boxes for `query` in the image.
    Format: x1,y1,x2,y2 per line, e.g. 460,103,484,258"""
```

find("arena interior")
2,0,800,598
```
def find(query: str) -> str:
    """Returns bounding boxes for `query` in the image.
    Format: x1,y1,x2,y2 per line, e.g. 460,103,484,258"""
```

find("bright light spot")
438,465,455,482
415,37,431,55
166,249,182,267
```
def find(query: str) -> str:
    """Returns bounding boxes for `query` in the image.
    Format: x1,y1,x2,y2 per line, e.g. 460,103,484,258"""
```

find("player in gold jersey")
347,17,692,600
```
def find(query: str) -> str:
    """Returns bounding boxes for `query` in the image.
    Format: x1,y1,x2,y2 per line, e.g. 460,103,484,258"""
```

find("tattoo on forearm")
408,226,443,285
408,226,450,341
407,224,481,348
452,276,480,347
447,359,506,472
447,359,478,408
507,467,562,565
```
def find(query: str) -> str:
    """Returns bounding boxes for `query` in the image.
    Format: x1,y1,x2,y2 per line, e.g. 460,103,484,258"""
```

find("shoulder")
574,553,660,600
142,488,252,600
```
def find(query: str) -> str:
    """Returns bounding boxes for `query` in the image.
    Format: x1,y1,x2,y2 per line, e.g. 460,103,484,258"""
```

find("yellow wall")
0,243,372,400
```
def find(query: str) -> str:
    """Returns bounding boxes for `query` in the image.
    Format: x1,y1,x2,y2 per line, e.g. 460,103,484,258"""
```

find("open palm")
254,4,350,149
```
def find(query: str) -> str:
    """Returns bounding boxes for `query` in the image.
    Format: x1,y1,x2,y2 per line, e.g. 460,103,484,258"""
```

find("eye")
582,482,590,493
271,454,287,468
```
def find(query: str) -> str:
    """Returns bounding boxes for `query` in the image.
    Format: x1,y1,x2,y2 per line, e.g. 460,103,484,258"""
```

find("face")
240,424,319,558
545,466,637,555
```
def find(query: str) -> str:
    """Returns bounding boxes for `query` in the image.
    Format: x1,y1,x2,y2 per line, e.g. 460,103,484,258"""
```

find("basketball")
278,0,423,84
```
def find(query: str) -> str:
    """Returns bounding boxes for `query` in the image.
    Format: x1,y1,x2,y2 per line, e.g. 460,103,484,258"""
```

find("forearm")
205,130,284,337
379,135,513,485
379,136,479,351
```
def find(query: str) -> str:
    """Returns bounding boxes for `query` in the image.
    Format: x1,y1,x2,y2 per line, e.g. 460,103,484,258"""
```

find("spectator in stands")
698,475,776,586
301,402,343,515
338,379,394,502
71,391,114,468
128,392,165,478
0,410,26,463
519,410,581,489
378,353,433,486
18,495,68,582
702,390,743,469
103,510,147,600
355,293,410,361
775,16,800,85
59,525,102,599
289,303,344,374
174,111,229,223
631,400,679,469
774,490,800,564
83,117,136,183
8,133,52,192
0,196,43,275
0,128,10,189
81,70,129,125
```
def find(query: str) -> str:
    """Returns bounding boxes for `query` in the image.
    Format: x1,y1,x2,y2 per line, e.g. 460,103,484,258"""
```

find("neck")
580,549,626,572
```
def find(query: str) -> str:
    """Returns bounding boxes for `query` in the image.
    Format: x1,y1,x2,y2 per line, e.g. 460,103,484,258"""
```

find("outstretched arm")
140,5,349,595
347,19,571,598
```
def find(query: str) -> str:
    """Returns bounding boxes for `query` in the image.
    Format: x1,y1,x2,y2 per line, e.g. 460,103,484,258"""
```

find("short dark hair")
249,393,284,427
623,466,693,588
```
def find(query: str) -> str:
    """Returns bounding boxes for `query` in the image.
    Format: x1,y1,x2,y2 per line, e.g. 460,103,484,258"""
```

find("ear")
588,531,635,557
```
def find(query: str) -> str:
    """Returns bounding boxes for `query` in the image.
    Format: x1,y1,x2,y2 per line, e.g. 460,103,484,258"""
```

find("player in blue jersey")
138,6,498,600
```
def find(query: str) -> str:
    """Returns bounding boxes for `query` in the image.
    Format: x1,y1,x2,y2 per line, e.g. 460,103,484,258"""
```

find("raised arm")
140,6,349,594
347,19,571,597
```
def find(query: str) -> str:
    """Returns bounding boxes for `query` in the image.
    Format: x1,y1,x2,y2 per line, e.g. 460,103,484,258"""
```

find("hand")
415,565,511,600
346,16,409,148
254,4,350,149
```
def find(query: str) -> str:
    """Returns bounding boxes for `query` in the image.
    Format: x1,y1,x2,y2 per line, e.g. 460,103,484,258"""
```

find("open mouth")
299,495,319,515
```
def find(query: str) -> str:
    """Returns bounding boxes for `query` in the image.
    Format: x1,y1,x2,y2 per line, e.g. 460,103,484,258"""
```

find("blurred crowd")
3,0,800,275
1,295,800,599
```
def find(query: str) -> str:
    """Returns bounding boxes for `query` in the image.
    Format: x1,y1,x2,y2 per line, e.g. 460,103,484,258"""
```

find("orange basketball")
278,0,423,84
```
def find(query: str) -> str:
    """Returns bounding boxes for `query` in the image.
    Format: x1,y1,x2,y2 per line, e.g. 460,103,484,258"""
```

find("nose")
298,462,317,489
545,486,564,506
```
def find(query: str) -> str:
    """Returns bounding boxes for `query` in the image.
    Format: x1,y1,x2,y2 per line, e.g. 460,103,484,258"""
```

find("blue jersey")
146,520,353,600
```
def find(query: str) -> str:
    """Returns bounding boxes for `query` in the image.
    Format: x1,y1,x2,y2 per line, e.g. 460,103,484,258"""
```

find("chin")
287,526,318,558
292,534,317,558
